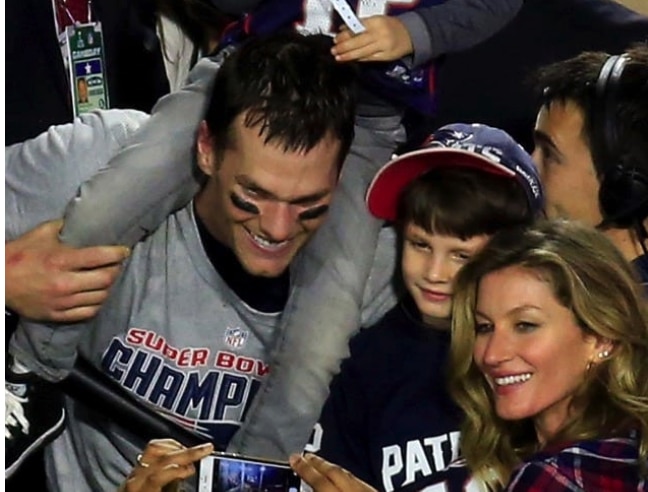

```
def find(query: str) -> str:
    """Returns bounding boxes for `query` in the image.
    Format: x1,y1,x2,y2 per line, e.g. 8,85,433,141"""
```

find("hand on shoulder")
5,219,130,323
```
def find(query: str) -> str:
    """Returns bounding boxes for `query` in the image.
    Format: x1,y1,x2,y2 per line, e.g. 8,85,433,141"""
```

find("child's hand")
332,15,413,63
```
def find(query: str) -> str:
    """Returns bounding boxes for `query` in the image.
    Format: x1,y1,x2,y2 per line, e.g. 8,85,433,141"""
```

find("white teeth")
249,231,288,250
494,373,532,386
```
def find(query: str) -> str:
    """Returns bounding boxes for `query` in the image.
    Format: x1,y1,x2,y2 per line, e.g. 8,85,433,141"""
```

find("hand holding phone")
120,439,214,492
289,454,377,492
199,452,301,492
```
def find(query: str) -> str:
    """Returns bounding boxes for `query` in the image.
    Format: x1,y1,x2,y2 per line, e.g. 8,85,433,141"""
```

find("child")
309,123,543,491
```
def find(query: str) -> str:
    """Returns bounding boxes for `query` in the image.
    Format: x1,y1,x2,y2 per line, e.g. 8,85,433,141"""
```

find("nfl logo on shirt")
224,327,248,349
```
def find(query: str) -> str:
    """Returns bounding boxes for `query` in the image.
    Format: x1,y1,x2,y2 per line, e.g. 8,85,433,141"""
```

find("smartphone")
198,451,301,492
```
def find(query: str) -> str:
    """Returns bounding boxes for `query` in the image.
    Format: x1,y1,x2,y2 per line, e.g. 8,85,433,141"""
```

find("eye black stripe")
230,192,260,214
298,205,329,220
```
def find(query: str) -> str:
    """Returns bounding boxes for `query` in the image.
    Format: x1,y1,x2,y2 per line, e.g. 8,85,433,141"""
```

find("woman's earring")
598,350,610,359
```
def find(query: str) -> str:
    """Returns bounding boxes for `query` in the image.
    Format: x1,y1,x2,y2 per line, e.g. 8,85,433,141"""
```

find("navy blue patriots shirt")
309,296,470,492
219,0,448,115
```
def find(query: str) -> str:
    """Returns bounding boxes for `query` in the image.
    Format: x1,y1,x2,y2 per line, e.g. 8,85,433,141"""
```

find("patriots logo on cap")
423,129,475,149
447,130,474,144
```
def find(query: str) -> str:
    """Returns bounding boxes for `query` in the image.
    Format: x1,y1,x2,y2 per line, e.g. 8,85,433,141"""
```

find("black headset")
594,53,648,229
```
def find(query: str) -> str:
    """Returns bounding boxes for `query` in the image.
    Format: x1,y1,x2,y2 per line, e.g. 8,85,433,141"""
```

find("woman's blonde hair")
449,219,648,490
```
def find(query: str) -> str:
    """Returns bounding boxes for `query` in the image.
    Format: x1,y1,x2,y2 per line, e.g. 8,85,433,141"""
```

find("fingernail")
199,443,214,450
288,454,301,466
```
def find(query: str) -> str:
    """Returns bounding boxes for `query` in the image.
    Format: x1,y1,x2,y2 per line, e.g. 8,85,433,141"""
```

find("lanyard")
328,0,365,33
54,0,92,34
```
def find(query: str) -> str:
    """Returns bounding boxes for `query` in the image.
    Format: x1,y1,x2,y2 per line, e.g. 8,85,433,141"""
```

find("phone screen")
198,453,301,492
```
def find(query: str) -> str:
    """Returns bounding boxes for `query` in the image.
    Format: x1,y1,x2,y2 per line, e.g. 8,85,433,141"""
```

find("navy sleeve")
398,0,523,64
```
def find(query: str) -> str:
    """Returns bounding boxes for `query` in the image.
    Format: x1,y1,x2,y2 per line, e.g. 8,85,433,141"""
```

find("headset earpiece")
594,53,648,227
599,161,648,228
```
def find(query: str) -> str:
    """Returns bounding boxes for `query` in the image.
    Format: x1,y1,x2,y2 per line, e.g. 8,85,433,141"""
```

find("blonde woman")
449,219,648,491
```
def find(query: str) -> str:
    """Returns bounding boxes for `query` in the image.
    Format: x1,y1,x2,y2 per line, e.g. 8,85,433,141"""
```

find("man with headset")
531,44,648,289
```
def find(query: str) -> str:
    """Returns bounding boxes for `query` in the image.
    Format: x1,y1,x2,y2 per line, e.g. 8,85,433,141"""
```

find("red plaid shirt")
506,432,647,491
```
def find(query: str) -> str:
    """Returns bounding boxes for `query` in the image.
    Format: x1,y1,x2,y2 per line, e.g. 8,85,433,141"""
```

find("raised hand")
332,16,413,63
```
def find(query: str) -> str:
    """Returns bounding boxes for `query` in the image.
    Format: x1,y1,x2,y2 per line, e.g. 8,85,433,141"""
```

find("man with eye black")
4,31,398,491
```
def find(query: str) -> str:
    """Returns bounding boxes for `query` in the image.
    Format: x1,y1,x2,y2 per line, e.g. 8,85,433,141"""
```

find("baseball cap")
366,123,544,221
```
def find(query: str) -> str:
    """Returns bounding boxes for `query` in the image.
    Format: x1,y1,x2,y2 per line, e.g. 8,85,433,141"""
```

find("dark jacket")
6,0,169,145
433,0,648,151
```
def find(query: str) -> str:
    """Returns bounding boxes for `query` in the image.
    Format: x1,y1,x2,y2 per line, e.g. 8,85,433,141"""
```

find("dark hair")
533,44,648,178
204,31,358,167
396,167,534,239
156,0,234,54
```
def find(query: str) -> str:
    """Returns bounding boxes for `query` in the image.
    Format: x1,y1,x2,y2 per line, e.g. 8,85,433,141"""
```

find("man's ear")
196,121,217,176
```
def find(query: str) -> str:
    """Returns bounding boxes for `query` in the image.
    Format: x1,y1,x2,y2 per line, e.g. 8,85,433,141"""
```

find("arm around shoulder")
5,110,148,240
59,55,226,248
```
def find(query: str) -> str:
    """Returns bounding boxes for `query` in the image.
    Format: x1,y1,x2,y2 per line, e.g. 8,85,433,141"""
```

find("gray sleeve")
5,109,148,241
359,226,399,327
397,0,523,66
58,55,225,248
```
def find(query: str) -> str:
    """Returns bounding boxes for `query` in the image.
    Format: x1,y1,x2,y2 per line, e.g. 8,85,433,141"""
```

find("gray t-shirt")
46,203,285,490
